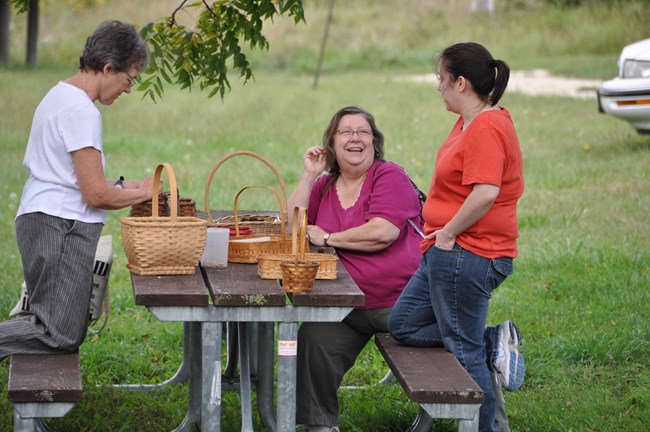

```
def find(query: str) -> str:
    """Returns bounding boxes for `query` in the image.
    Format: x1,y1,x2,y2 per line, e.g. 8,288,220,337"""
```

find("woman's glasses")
336,129,373,138
123,71,137,88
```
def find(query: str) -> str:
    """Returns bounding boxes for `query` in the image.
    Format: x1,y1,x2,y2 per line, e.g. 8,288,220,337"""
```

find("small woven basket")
178,197,198,217
226,185,292,263
257,206,337,280
279,260,320,293
130,193,196,217
130,193,168,217
121,163,207,275
205,151,287,235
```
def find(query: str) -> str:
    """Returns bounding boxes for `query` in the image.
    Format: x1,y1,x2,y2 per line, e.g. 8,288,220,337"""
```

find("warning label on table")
278,339,297,356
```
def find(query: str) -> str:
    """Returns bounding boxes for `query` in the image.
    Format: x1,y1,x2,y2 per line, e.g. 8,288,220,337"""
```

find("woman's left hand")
432,228,456,250
306,225,327,247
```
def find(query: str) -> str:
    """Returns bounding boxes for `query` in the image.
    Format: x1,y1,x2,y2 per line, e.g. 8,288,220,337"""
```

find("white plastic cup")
201,228,229,268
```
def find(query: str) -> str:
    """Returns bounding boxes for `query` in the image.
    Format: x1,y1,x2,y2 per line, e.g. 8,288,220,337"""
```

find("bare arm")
72,147,156,210
307,217,400,253
432,183,500,249
287,146,327,224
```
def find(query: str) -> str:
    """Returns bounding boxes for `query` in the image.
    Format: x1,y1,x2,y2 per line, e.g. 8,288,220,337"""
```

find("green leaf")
140,0,305,100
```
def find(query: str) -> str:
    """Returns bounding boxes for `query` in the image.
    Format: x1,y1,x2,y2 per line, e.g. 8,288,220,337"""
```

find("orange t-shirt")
421,108,524,258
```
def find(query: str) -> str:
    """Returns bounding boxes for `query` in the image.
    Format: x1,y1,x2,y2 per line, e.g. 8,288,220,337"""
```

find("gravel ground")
399,69,604,99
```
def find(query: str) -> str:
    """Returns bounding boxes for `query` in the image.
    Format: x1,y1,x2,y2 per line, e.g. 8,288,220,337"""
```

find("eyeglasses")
335,129,373,139
123,71,137,88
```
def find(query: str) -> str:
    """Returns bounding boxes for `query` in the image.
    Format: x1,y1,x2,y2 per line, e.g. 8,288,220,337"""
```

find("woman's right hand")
303,146,327,175
138,175,161,198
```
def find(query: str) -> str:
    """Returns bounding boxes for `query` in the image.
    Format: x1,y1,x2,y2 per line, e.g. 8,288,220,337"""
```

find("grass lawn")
1,0,649,431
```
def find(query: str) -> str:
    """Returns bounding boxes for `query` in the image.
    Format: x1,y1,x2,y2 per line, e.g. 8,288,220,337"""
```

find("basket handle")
152,163,178,223
291,206,308,261
204,151,288,224
233,185,286,240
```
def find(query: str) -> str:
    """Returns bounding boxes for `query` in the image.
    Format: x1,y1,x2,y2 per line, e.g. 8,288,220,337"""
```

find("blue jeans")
388,243,513,432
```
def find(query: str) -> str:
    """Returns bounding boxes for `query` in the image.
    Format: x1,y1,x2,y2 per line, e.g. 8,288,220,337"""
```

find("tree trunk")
25,0,38,66
312,0,335,90
0,0,10,66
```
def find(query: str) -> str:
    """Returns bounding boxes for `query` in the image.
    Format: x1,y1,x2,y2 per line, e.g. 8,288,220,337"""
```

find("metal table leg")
170,321,221,432
238,322,254,432
173,321,203,432
224,322,239,383
201,322,222,431
276,322,298,432
405,407,436,432
257,322,277,432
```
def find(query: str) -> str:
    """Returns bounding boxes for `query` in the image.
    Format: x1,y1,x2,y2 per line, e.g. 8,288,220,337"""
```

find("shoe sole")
496,320,525,392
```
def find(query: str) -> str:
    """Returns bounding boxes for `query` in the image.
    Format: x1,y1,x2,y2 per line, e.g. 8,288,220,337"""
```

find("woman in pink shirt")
288,106,423,432
389,42,525,432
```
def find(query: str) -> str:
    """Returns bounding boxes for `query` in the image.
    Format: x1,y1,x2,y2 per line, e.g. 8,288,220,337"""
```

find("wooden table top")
131,262,364,309
132,209,364,309
202,261,364,308
131,270,209,307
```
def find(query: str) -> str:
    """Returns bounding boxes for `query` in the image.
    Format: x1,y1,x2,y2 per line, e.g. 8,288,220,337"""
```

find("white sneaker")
9,281,31,317
493,320,525,392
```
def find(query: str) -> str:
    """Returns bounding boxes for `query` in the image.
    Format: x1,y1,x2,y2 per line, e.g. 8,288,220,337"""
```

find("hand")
303,146,327,176
139,176,161,195
432,228,456,250
306,225,327,247
121,179,142,189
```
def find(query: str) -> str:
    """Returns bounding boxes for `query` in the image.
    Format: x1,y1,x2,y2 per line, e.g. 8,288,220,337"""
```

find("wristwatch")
114,176,125,189
323,232,330,247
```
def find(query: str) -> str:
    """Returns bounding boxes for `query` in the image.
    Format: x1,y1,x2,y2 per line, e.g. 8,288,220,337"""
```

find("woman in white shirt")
0,20,157,362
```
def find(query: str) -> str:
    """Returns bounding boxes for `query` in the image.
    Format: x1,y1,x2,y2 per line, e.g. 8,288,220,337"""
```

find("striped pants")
0,212,102,362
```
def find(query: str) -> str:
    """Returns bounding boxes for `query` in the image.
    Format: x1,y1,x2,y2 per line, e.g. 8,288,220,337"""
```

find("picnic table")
130,257,364,432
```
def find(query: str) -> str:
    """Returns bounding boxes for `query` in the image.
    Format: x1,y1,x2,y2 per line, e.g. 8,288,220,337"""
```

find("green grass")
1,0,650,431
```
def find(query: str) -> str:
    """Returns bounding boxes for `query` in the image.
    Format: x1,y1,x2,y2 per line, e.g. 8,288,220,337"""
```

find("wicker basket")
130,193,168,217
257,206,338,280
130,193,196,217
204,151,287,235
121,163,207,275
226,185,292,263
177,197,197,217
279,260,320,293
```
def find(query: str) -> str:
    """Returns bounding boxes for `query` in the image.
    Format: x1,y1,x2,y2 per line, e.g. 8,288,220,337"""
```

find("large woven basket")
204,151,287,235
258,206,338,280
226,185,292,263
121,163,207,275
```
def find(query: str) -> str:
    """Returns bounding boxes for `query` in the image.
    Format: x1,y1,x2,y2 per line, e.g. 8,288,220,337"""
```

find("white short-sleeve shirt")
17,81,107,224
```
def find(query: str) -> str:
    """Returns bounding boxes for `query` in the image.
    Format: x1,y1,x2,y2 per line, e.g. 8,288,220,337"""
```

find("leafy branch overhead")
10,0,305,101
140,0,305,101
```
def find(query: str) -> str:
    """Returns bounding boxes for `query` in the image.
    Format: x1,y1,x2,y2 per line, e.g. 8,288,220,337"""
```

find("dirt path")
400,69,603,99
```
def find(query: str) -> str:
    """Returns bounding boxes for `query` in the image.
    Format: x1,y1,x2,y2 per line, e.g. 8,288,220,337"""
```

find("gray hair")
79,20,149,73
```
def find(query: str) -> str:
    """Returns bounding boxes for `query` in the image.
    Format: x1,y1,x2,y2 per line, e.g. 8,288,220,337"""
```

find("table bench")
374,333,484,432
8,353,83,432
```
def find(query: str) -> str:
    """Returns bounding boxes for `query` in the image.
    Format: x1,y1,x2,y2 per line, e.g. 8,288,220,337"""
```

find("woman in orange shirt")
388,42,525,432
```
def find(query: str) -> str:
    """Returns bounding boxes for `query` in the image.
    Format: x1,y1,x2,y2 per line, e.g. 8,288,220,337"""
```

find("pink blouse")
308,160,423,309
